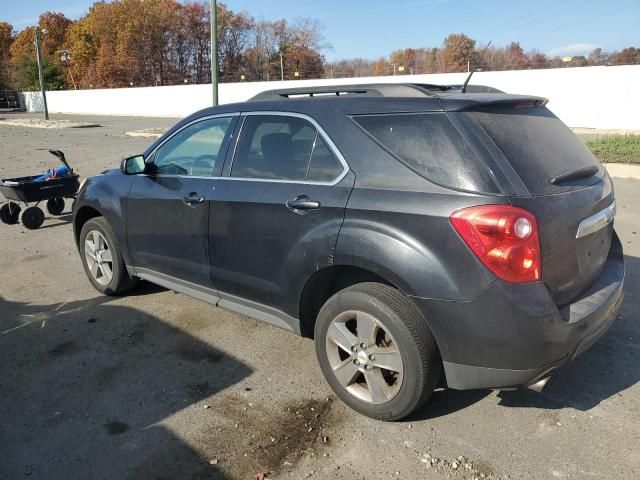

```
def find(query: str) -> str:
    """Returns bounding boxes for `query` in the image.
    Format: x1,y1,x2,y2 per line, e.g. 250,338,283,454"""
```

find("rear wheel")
46,197,65,216
0,202,21,225
21,206,45,229
79,217,138,295
315,282,441,421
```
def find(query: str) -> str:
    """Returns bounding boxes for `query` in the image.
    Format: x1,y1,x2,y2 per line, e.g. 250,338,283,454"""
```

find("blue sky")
3,0,639,60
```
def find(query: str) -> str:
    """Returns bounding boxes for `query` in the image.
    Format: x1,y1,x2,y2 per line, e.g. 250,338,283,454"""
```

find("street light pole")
210,0,218,106
34,27,49,120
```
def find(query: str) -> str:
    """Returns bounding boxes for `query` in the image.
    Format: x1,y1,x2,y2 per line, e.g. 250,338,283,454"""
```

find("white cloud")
548,43,601,57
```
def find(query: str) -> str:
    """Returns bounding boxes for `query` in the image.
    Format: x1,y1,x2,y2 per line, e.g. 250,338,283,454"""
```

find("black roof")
179,83,548,128
248,83,504,101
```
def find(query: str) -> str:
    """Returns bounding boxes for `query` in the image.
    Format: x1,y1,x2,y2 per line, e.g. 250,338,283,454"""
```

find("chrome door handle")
286,195,321,214
183,192,205,206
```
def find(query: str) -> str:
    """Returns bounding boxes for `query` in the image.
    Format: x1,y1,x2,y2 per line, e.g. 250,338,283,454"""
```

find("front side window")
153,116,233,176
231,115,343,182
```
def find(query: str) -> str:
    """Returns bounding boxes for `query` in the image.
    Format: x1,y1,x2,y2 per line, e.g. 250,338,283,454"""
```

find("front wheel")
315,282,441,421
21,206,45,229
79,217,138,295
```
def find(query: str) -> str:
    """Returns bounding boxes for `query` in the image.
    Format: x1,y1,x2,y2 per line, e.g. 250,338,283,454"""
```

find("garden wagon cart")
0,150,80,229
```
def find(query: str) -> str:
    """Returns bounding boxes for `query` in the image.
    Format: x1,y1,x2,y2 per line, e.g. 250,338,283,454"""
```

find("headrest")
261,133,292,162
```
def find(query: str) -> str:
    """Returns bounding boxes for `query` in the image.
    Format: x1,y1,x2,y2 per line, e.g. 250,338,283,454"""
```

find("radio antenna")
461,41,492,93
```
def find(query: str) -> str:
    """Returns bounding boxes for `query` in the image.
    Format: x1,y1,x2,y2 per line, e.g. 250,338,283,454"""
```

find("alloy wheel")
325,310,404,404
84,230,114,286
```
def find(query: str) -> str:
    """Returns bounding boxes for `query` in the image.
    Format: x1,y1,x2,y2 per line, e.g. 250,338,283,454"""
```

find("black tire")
46,197,65,216
0,202,21,225
79,217,138,295
314,282,441,421
21,206,45,229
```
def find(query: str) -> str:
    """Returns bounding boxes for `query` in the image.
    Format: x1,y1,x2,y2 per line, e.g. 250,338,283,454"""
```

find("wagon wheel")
47,197,65,216
0,202,21,225
21,206,45,230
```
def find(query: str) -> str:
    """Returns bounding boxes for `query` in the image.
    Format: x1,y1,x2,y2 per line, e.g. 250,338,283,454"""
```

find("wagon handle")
48,150,73,174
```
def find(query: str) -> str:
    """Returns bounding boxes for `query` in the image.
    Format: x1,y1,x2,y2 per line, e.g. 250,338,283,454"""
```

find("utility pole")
57,50,77,90
280,53,284,82
210,0,218,106
34,27,49,120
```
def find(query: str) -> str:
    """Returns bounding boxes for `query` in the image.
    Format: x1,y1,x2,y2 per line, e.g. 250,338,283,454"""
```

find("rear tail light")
450,205,541,283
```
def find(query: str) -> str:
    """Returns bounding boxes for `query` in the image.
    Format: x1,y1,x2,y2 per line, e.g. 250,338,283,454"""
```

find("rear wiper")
550,166,599,185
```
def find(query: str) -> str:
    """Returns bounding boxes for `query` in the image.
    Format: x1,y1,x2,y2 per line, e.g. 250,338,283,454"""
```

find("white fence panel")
20,65,640,130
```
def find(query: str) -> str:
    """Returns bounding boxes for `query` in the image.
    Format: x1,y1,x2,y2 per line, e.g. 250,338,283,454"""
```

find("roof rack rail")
248,84,436,101
248,83,503,101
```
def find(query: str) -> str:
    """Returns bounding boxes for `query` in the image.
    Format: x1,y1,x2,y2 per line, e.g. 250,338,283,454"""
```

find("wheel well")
74,206,102,245
299,265,394,338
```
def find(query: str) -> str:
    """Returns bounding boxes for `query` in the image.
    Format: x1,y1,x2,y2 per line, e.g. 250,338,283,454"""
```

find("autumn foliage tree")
1,0,638,90
0,22,13,89
442,33,476,72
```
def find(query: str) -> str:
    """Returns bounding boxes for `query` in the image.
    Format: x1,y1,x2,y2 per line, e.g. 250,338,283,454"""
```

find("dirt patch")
48,341,81,357
103,420,130,435
186,381,216,401
196,395,343,479
177,345,224,364
0,118,101,129
125,127,168,138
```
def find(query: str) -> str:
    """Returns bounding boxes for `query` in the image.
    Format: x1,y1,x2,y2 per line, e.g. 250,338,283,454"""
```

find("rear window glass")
352,113,498,193
470,107,601,195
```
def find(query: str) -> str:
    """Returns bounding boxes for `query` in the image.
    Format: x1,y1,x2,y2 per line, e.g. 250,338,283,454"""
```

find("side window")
153,116,233,176
231,115,343,182
307,136,344,182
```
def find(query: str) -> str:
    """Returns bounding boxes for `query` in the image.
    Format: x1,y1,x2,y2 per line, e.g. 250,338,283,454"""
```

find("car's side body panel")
209,171,355,318
74,172,135,265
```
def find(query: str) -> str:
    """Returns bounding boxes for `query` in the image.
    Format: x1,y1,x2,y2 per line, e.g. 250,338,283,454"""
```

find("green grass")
586,135,640,165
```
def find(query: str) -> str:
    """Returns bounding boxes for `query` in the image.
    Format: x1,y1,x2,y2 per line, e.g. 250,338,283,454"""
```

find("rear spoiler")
451,96,549,111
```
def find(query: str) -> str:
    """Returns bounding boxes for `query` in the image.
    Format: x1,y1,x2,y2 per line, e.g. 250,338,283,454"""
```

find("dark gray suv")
73,84,624,420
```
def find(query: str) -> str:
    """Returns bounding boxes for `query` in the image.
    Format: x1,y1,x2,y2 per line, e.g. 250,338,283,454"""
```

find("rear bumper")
412,232,625,390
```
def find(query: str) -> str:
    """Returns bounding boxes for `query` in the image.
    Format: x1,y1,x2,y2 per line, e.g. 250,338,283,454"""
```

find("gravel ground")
0,113,638,480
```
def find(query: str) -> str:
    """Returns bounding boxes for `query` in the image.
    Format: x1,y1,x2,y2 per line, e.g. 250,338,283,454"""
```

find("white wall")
20,65,640,130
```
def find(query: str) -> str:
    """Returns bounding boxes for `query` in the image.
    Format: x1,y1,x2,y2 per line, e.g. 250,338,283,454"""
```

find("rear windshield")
469,107,601,195
352,113,499,193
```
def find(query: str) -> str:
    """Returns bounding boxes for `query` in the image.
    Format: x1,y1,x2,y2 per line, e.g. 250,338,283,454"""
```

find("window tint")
231,115,343,182
232,115,317,181
353,113,498,193
307,136,343,182
153,117,232,176
469,107,601,194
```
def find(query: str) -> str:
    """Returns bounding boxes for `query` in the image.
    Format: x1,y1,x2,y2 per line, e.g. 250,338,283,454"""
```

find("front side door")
126,115,236,286
210,113,354,317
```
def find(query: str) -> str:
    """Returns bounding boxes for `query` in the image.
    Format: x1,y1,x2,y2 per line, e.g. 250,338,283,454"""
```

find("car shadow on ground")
412,253,639,419
0,292,252,480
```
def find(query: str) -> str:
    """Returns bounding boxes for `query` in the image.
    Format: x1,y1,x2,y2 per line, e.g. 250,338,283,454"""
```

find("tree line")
0,0,639,91
327,35,640,78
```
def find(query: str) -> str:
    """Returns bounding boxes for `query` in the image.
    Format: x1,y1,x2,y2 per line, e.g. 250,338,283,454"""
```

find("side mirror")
120,155,146,175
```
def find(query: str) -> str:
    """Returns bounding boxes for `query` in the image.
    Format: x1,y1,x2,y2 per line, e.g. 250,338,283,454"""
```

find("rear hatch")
467,105,615,305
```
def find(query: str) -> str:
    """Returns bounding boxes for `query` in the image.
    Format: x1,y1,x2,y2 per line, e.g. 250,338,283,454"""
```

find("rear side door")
126,115,236,286
210,112,354,318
